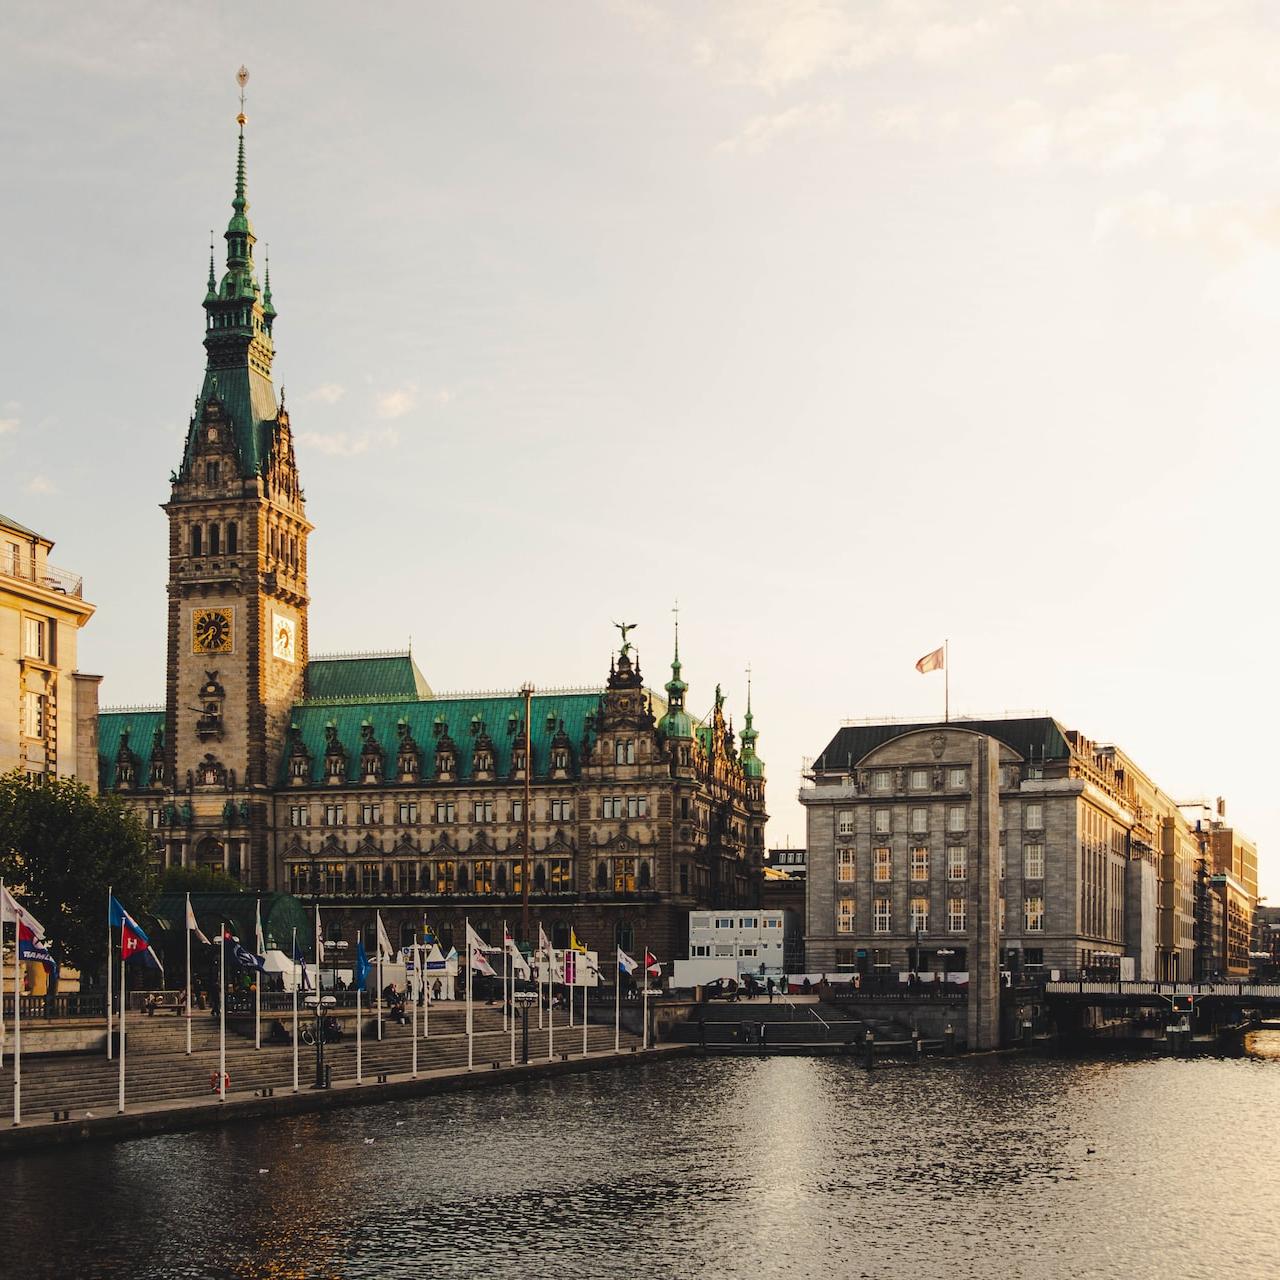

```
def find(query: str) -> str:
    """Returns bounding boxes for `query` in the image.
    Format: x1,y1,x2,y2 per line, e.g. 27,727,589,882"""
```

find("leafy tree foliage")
160,864,243,895
0,769,155,978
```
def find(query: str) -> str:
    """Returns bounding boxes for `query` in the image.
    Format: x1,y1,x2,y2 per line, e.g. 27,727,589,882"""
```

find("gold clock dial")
272,611,296,663
192,607,234,654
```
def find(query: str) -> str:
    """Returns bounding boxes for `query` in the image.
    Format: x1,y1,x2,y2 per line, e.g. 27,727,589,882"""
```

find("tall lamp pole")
521,683,533,944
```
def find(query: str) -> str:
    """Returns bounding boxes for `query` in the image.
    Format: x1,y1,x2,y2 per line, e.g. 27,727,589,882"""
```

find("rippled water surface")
6,1037,1280,1280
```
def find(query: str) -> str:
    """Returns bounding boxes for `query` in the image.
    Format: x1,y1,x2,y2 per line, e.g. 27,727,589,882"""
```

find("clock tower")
161,106,312,887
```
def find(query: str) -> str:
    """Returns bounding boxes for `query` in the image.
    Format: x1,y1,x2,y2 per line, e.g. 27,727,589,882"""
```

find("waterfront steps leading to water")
0,1008,637,1119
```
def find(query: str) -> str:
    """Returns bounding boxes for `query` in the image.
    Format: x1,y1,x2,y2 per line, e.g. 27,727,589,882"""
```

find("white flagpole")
582,960,588,1058
254,899,261,1051
466,916,473,1072
568,946,574,1028
502,918,508,1033
376,911,383,1043
509,934,516,1066
411,941,419,1078
547,949,555,1062
356,964,363,1084
185,893,193,1056
291,926,299,1093
615,948,621,1053
13,902,22,1125
218,924,226,1102
537,921,544,1030
642,953,649,1051
106,885,113,1060
118,935,126,1113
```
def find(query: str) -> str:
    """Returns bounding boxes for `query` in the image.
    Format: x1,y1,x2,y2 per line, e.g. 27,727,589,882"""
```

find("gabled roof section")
306,652,433,700
98,708,165,790
0,512,42,540
283,690,606,785
814,716,1073,771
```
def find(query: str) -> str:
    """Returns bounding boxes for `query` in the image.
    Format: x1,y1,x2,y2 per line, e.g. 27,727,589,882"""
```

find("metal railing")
1,992,105,1019
1,555,83,598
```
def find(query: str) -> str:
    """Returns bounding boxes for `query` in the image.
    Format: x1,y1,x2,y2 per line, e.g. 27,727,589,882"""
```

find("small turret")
740,670,765,780
657,611,694,740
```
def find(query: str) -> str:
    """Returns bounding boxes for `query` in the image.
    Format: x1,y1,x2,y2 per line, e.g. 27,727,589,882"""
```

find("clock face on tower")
192,607,234,654
272,611,296,664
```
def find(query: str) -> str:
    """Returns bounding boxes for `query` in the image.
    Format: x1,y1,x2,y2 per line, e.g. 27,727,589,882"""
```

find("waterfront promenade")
0,1002,658,1153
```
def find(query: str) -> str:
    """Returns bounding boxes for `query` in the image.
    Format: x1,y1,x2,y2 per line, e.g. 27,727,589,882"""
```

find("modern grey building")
801,716,1199,982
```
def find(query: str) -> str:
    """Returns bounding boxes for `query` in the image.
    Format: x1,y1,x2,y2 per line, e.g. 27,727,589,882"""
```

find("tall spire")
665,600,687,706
740,663,763,778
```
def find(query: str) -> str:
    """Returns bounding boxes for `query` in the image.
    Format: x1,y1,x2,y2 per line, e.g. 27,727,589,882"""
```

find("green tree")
0,769,155,981
160,864,244,895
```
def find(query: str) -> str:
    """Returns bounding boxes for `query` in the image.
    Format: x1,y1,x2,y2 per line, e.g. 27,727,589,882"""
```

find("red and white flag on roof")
644,949,661,977
915,645,945,674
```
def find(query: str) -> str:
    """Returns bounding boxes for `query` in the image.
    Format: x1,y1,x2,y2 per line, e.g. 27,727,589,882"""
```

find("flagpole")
106,884,113,1060
118,934,126,1113
356,973,363,1084
254,899,261,1051
465,915,473,1072
218,922,226,1102
615,947,621,1053
642,953,649,1051
185,893,193,1056
411,941,419,1079
13,904,21,1125
375,911,383,1044
292,926,299,1093
509,933,516,1066
582,958,588,1059
1,879,7,1072
547,947,554,1062
502,917,508,1033
537,921,544,1030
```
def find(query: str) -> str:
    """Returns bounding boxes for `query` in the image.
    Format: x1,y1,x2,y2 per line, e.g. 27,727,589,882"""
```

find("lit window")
910,897,928,932
910,847,929,881
947,897,966,932
837,848,856,883
837,898,856,933
947,846,966,880
1024,896,1045,931
873,847,892,882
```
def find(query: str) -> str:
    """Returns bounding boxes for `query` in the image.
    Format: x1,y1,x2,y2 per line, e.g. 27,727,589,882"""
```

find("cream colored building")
0,513,99,783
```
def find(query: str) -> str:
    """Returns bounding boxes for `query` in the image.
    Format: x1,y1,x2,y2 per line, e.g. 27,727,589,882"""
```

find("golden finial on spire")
236,65,249,126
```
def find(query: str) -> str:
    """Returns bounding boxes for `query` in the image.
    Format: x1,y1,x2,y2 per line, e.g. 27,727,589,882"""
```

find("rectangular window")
550,858,572,890
837,898,856,933
910,768,929,791
602,797,623,819
947,846,966,880
948,767,967,789
873,809,891,835
615,739,635,764
360,863,380,895
289,805,309,828
999,896,1006,932
1025,802,1043,831
873,847,892,882
1024,895,1045,932
397,862,415,894
361,803,382,826
837,810,854,836
909,807,928,835
22,618,46,660
679,864,689,895
512,799,524,823
472,799,493,823
910,896,929,933
947,806,966,833
398,802,418,825
999,841,1006,880
324,863,345,895
1023,843,1045,880
323,804,345,827
910,847,929,881
21,691,44,738
626,796,648,819
947,897,966,932
550,798,573,822
873,770,892,793
999,804,1006,832
435,860,455,894
614,858,637,894
873,898,892,933
435,801,456,824
474,861,493,894
836,848,856,883
206,460,220,486
715,916,735,929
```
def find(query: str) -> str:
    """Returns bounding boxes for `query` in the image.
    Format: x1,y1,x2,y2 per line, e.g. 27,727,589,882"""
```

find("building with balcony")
94,107,767,964
801,716,1206,982
0,513,98,782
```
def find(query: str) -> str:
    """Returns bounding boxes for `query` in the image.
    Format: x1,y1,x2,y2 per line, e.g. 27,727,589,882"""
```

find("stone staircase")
0,1006,636,1119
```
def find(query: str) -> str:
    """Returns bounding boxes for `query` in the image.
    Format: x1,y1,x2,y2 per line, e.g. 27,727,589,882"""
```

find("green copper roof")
657,707,695,740
306,654,433,701
283,691,605,786
98,709,165,791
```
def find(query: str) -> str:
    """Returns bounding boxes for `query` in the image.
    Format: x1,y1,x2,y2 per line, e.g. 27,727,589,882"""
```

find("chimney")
1216,796,1226,819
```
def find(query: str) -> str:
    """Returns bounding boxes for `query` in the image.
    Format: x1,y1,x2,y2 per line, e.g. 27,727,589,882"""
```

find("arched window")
639,860,651,890
615,920,635,953
495,863,507,892
209,523,220,555
534,863,547,892
226,521,238,554
345,866,357,892
457,864,470,892
596,861,608,891
191,525,202,556
552,922,569,950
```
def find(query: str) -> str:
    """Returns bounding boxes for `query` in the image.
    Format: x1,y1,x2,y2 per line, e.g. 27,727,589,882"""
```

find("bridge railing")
1045,979,1280,999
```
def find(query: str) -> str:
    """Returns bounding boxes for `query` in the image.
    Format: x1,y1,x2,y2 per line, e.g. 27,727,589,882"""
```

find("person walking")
766,977,775,1004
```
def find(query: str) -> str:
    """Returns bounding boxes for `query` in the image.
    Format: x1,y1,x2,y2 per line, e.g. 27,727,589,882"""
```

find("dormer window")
206,461,220,486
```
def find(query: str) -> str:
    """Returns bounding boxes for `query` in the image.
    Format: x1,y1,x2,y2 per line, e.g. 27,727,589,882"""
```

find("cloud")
376,385,418,419
0,417,17,435
299,428,400,458
718,100,844,153
25,475,55,494
991,98,1055,167
305,383,346,405
1093,191,1280,262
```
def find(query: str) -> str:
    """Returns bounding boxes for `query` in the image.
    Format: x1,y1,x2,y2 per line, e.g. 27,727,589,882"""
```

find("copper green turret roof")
179,115,279,481
657,616,694,740
740,678,764,779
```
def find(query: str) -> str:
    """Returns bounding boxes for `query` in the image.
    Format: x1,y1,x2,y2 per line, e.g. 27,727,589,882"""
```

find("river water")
6,1037,1280,1280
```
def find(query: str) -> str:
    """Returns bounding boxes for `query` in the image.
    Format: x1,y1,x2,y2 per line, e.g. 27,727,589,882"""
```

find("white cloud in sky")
24,475,55,494
306,383,346,405
718,100,843,153
376,385,418,419
1094,192,1280,262
299,428,400,458
0,417,18,435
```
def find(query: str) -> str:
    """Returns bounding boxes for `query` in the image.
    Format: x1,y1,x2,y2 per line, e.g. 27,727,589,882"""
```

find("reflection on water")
6,1036,1280,1280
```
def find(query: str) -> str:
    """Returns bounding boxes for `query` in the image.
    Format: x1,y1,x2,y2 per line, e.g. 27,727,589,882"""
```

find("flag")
354,939,371,993
564,948,577,986
111,895,164,973
537,923,551,960
618,948,639,976
255,900,266,956
292,940,312,990
376,911,394,961
506,931,531,979
223,930,265,973
466,922,499,954
422,922,438,949
18,921,57,982
185,895,211,945
469,945,496,978
1,884,45,938
569,928,587,953
644,949,661,977
916,645,945,674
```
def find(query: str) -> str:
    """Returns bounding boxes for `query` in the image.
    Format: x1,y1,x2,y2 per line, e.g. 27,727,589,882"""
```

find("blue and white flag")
617,947,639,976
354,939,371,993
224,930,265,973
292,940,311,990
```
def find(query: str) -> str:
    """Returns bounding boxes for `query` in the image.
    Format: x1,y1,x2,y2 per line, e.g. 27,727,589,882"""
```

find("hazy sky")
3,2,1278,896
